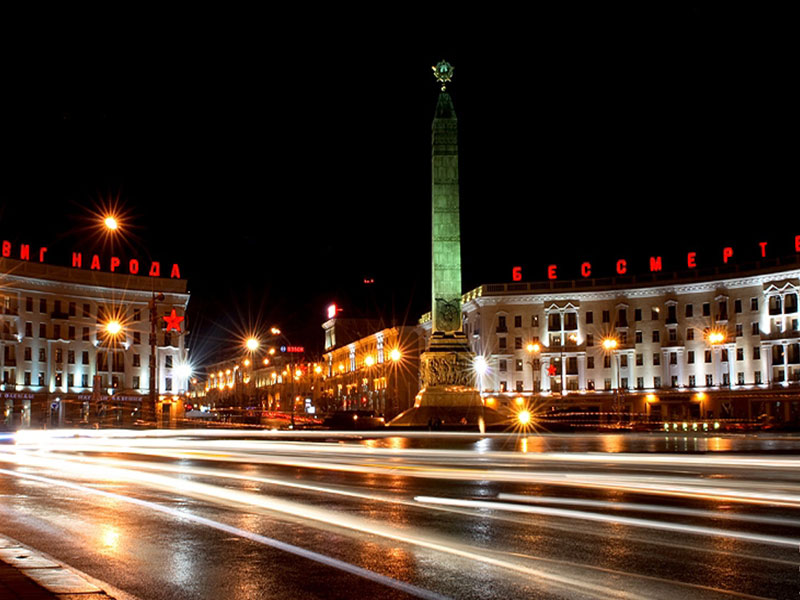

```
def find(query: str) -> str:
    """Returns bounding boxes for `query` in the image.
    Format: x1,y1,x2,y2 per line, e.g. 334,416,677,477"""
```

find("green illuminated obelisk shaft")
431,63,462,335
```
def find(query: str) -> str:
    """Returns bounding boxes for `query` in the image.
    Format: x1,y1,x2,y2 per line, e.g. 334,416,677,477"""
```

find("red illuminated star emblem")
547,364,558,376
163,309,184,332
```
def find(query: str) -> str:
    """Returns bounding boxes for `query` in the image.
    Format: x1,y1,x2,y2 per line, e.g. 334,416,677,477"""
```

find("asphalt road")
0,430,798,599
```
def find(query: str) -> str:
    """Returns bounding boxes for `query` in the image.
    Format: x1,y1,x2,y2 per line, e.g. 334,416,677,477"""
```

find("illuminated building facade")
0,257,190,428
321,317,422,419
421,258,800,423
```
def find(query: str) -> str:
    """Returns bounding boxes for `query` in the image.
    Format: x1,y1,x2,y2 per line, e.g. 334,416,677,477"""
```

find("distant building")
420,257,800,423
0,257,190,428
321,316,422,418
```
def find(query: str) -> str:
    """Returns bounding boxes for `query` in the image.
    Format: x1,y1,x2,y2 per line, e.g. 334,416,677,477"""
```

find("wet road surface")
0,429,798,599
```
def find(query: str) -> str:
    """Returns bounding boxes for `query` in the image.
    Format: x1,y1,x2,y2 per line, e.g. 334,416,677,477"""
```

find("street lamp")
389,348,402,416
602,337,622,423
526,342,541,395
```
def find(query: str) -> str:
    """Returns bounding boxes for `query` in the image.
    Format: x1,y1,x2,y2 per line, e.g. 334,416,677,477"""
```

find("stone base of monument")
388,386,508,428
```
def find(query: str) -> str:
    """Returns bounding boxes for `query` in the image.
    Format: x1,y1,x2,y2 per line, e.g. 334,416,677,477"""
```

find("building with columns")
421,257,800,424
0,257,190,428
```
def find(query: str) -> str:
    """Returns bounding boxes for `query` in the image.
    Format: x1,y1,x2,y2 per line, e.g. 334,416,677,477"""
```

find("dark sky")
1,8,796,361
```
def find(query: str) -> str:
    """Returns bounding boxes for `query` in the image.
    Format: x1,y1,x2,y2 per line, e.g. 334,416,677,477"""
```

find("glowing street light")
473,356,488,375
389,348,402,362
270,327,281,336
364,355,375,367
245,337,260,352
602,338,619,351
707,331,726,345
105,320,122,336
103,216,119,231
517,409,531,425
526,342,540,354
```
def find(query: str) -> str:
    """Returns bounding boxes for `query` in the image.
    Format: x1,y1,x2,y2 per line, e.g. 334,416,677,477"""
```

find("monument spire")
431,60,462,335
389,61,505,429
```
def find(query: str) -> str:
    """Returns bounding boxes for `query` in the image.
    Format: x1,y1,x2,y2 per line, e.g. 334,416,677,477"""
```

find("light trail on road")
0,429,796,599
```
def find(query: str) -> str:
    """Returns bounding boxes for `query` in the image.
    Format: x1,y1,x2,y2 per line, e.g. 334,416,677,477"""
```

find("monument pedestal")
389,333,507,428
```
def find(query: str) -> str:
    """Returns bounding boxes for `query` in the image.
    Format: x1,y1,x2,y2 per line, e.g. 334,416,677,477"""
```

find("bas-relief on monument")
390,62,506,428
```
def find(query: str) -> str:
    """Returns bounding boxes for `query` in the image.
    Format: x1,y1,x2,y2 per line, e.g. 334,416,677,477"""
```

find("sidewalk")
0,535,116,600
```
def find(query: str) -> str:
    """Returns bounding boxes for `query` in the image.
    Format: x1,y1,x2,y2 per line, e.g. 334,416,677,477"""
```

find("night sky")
1,8,796,362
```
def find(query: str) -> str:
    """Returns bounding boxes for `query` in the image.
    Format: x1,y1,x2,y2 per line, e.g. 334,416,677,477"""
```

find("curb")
0,534,130,599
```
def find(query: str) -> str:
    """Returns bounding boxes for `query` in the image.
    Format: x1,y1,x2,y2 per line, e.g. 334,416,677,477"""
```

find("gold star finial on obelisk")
432,60,454,91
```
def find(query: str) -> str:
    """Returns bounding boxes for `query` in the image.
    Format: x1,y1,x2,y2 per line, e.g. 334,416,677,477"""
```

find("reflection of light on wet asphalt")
2,429,798,598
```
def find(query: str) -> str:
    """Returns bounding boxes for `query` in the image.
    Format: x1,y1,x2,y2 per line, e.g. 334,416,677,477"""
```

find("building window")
634,308,642,322
165,355,173,369
602,310,610,323
667,305,677,324
25,322,32,337
82,327,89,341
38,372,44,386
515,381,523,392
635,331,642,344
652,330,660,343
83,303,91,317
69,302,76,316
636,377,644,389
67,373,74,388
687,328,694,341
82,351,89,365
134,309,141,322
753,346,761,360
587,380,595,390
532,315,539,327
688,350,695,363
565,313,577,330
737,372,744,385
587,356,594,369
549,313,561,329
669,352,677,365
706,374,713,386
514,337,522,350
636,353,643,366
55,348,63,363
134,332,141,344
751,298,758,311
38,348,46,362
604,378,612,391
620,331,628,344
685,304,693,317
133,354,140,367
704,350,712,363
721,349,729,362
689,375,696,387
39,298,46,313
497,316,507,333
68,326,75,340
752,322,760,335
653,376,661,388
498,337,507,350
651,308,659,321
671,375,678,388
165,377,172,392
24,371,31,385
586,334,594,347
620,355,628,368
585,311,593,324
514,359,523,372
500,381,507,392
603,355,611,368
755,371,762,384
68,350,75,364
24,347,31,361
25,297,32,312
53,324,61,340
734,299,742,313
132,375,140,388
621,377,628,389
653,354,660,366
735,323,743,337
736,347,744,361
701,303,710,317
82,374,88,387
499,359,507,372
39,323,46,338
668,328,677,342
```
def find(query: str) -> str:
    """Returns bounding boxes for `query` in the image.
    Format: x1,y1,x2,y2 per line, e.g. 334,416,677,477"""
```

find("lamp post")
602,337,622,423
389,348,402,417
706,329,727,419
526,342,541,396
102,319,123,425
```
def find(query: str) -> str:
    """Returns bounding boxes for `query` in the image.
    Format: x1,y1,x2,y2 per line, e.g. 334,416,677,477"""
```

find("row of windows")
491,295,799,332
496,372,768,393
2,348,177,368
496,344,789,372
4,297,148,321
9,323,180,346
1,371,176,390
495,321,800,352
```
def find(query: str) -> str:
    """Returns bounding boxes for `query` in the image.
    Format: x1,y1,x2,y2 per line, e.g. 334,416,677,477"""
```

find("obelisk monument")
390,61,504,428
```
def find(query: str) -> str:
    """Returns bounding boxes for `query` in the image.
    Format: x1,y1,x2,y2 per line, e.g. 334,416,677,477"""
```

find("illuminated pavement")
0,430,798,599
